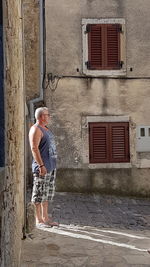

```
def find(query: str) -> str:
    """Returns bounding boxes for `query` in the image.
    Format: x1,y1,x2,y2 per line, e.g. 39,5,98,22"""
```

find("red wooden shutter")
109,122,130,162
87,24,121,70
88,24,103,69
89,123,109,163
106,24,120,69
89,122,130,163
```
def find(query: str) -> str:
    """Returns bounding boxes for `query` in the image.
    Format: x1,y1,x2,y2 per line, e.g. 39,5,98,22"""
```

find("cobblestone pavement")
21,192,150,266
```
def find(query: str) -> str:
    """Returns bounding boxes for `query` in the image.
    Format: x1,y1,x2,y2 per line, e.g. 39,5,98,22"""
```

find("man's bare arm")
29,126,47,175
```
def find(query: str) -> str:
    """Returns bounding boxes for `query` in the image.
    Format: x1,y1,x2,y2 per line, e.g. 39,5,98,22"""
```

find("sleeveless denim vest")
32,124,57,173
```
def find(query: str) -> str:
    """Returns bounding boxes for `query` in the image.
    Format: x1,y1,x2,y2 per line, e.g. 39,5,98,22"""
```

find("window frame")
81,115,132,169
89,122,130,164
82,18,126,77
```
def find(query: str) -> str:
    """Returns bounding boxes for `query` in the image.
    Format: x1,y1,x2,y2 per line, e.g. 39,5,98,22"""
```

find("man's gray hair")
35,107,48,120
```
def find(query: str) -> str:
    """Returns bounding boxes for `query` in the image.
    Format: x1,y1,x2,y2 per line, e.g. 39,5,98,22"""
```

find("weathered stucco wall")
45,77,150,196
23,0,40,101
0,0,25,266
45,78,150,166
23,0,40,186
45,0,150,196
46,78,149,153
45,0,150,77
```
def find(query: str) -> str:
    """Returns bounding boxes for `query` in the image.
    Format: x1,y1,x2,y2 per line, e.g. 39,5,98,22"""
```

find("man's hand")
39,165,47,176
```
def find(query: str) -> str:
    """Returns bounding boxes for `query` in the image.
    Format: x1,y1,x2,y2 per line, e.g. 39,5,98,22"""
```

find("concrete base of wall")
56,168,150,197
26,202,35,233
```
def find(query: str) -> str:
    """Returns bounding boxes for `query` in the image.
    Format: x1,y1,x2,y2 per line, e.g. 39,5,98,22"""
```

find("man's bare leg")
41,201,59,226
41,201,49,222
34,203,44,224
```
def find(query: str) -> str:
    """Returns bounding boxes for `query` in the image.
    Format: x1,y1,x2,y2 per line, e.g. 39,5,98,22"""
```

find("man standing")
29,107,58,227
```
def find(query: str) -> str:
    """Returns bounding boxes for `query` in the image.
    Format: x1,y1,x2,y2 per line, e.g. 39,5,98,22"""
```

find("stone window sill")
88,163,132,169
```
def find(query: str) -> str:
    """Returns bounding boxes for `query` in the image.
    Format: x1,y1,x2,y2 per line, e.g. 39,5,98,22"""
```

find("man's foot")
44,218,59,227
36,222,48,228
36,222,54,228
36,219,44,224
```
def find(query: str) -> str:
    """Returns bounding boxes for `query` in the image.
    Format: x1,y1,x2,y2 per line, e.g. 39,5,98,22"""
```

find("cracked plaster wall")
23,0,40,101
22,0,40,186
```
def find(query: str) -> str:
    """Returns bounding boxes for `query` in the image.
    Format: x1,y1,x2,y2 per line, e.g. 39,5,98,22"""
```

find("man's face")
41,110,51,124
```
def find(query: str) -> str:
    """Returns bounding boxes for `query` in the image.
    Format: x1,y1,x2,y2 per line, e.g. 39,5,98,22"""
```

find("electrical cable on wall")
44,73,61,91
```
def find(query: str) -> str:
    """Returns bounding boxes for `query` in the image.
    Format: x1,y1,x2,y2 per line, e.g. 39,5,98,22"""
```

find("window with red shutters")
89,122,130,163
87,24,121,70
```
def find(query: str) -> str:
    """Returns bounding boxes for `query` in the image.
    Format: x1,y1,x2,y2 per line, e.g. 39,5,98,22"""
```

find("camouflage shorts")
31,169,56,203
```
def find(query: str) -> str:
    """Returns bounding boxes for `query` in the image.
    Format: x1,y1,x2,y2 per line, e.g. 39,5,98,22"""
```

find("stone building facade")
19,0,150,199
44,0,150,196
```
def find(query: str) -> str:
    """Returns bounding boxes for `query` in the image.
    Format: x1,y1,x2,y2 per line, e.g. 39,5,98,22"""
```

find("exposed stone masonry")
0,0,25,266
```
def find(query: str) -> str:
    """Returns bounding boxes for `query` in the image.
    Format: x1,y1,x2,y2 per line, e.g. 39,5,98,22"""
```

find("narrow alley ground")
21,192,150,266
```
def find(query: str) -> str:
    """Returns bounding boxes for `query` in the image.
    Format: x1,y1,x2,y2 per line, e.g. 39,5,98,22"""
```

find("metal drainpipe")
29,0,44,124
